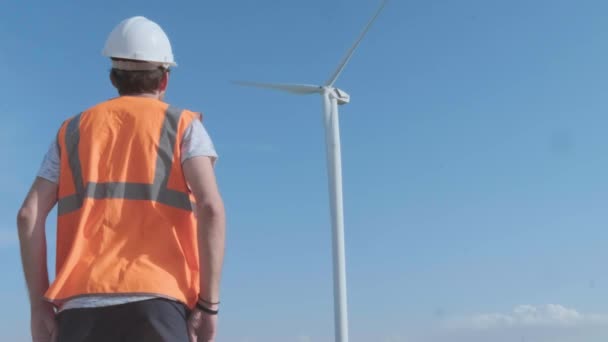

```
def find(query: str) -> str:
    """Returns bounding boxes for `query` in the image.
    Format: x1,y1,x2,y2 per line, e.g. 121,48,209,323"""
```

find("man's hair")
110,59,167,95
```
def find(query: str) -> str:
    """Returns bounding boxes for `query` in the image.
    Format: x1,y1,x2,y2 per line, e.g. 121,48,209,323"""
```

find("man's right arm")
182,156,226,305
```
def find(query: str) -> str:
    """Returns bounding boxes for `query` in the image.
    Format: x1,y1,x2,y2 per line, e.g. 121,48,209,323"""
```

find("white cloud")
386,304,608,342
446,304,608,330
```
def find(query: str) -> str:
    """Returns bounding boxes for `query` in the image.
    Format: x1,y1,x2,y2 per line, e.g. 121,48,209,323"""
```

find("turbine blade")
325,0,389,87
233,81,322,94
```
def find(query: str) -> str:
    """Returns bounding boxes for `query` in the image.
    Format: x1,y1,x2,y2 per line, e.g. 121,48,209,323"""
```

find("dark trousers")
56,298,190,342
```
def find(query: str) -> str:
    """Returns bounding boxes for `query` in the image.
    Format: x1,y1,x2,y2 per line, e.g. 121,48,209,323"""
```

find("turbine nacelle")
326,87,351,105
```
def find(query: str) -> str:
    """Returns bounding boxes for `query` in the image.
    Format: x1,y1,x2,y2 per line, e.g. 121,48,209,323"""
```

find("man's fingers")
187,323,197,342
50,319,58,342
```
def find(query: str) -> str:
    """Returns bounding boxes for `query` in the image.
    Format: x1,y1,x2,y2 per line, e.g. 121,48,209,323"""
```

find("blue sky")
2,0,608,341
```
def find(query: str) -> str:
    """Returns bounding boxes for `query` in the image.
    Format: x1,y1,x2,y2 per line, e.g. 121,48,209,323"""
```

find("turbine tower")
235,2,388,341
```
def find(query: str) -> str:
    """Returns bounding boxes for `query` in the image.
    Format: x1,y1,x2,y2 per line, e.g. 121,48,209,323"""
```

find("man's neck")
122,93,160,99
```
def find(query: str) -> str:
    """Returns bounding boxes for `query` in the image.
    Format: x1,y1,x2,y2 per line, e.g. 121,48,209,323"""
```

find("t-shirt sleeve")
37,139,60,184
180,119,218,164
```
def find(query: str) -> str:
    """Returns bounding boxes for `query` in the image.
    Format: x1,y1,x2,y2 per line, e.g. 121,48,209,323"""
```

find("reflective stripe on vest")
58,106,192,215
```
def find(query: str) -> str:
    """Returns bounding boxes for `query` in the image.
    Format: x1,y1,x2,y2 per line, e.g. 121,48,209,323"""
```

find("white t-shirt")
38,119,218,311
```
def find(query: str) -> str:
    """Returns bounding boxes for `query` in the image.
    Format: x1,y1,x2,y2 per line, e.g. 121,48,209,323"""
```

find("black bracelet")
196,301,219,315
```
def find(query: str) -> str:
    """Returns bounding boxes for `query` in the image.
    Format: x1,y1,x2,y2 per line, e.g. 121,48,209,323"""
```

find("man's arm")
17,177,58,308
183,156,226,304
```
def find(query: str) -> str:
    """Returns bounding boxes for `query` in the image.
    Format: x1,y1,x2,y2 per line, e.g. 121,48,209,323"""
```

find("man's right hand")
187,308,218,342
31,302,57,342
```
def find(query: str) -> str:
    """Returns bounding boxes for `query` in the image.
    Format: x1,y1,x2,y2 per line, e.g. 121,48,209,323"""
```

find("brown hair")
110,59,168,95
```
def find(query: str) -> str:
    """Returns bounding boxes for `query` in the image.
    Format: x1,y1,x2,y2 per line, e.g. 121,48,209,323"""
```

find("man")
17,16,226,342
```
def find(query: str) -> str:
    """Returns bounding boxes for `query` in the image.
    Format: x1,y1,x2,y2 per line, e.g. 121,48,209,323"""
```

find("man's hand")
31,302,57,342
187,308,218,342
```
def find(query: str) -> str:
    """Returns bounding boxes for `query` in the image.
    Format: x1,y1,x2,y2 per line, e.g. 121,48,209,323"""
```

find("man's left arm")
17,177,57,307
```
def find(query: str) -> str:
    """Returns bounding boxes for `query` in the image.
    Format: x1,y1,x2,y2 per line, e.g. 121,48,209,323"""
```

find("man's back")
49,96,203,309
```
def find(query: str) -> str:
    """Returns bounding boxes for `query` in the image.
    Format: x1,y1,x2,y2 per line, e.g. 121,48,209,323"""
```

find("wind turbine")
235,2,388,341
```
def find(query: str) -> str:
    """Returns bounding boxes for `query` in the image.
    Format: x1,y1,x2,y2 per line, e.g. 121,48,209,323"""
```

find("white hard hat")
102,16,176,69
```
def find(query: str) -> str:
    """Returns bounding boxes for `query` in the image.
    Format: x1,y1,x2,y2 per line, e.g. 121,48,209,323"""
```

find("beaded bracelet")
198,296,220,306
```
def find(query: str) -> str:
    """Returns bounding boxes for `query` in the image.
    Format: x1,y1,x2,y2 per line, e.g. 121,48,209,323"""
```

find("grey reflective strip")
58,194,81,214
158,189,193,211
88,182,153,200
60,114,84,214
58,106,192,215
154,107,193,211
60,183,191,211
155,106,181,187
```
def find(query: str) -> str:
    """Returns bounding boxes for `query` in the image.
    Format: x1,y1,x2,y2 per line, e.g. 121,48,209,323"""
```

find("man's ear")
159,70,169,92
109,71,118,89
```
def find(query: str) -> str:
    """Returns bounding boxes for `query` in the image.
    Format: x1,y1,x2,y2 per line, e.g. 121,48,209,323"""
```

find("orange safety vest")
45,96,202,309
